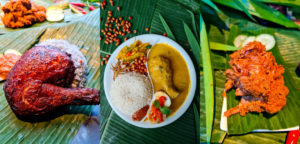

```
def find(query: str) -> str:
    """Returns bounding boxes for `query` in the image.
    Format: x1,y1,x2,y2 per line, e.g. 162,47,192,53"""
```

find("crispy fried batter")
223,41,289,117
1,0,46,28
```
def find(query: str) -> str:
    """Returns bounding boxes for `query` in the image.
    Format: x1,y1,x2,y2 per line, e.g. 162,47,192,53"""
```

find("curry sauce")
148,43,190,115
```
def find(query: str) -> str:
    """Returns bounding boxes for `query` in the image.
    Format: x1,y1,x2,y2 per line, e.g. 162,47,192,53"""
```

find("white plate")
103,34,196,128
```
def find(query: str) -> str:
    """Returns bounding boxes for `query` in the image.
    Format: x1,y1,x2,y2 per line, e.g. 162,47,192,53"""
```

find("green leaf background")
100,0,200,143
0,10,100,143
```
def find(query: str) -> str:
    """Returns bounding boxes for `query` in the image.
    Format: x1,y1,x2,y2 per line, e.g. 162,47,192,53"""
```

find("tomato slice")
158,96,166,107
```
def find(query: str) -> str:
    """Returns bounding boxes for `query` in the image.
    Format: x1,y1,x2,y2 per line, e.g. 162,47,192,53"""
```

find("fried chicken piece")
148,56,180,99
3,46,99,119
1,0,46,28
223,41,289,117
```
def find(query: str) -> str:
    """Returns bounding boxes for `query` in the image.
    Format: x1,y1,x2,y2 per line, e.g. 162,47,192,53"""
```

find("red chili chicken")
1,0,46,28
223,41,289,117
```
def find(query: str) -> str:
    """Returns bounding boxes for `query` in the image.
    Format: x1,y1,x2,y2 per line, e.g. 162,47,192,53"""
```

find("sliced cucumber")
255,34,276,51
46,6,64,22
242,36,256,47
234,35,248,48
4,49,21,56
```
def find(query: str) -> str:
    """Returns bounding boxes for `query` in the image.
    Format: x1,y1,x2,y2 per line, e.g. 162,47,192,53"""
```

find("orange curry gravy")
0,53,21,80
148,43,191,116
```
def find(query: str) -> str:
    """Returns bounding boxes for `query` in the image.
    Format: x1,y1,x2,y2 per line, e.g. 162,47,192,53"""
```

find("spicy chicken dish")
2,0,46,28
223,41,289,117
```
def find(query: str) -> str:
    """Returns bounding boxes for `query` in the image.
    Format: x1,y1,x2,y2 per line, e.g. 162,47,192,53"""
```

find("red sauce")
0,53,21,80
132,105,149,121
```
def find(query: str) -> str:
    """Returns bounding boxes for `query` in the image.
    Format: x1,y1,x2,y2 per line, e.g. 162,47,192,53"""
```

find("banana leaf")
173,0,200,14
202,0,220,13
0,10,100,143
212,0,300,28
100,0,199,143
223,132,287,144
257,0,300,7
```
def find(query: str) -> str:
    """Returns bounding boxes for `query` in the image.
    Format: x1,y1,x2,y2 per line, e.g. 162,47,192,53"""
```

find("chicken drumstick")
3,46,99,118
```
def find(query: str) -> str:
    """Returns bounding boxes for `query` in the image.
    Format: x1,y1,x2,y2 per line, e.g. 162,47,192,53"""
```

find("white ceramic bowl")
104,34,196,128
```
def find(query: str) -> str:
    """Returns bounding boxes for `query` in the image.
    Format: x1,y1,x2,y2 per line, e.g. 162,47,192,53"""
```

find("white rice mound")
36,39,87,88
110,72,153,116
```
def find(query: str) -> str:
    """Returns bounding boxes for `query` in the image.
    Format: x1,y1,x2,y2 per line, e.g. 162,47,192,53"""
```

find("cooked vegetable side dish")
112,40,149,79
223,41,289,117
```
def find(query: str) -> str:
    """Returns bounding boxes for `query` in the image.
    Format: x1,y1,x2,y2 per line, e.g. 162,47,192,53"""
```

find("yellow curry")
148,43,190,115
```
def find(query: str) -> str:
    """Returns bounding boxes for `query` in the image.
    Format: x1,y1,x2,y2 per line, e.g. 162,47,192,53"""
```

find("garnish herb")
154,100,160,108
146,45,152,49
160,107,171,115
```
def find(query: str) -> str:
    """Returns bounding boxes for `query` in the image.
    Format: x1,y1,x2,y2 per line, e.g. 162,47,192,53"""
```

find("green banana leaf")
224,132,287,144
0,10,100,143
257,0,300,7
212,0,300,28
100,0,199,143
173,0,200,14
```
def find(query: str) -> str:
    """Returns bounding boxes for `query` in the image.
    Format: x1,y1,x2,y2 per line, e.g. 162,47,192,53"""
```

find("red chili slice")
286,130,299,144
70,2,85,7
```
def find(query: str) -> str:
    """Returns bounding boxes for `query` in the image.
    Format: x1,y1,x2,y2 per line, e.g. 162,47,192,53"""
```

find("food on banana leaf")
1,0,46,28
223,41,289,117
